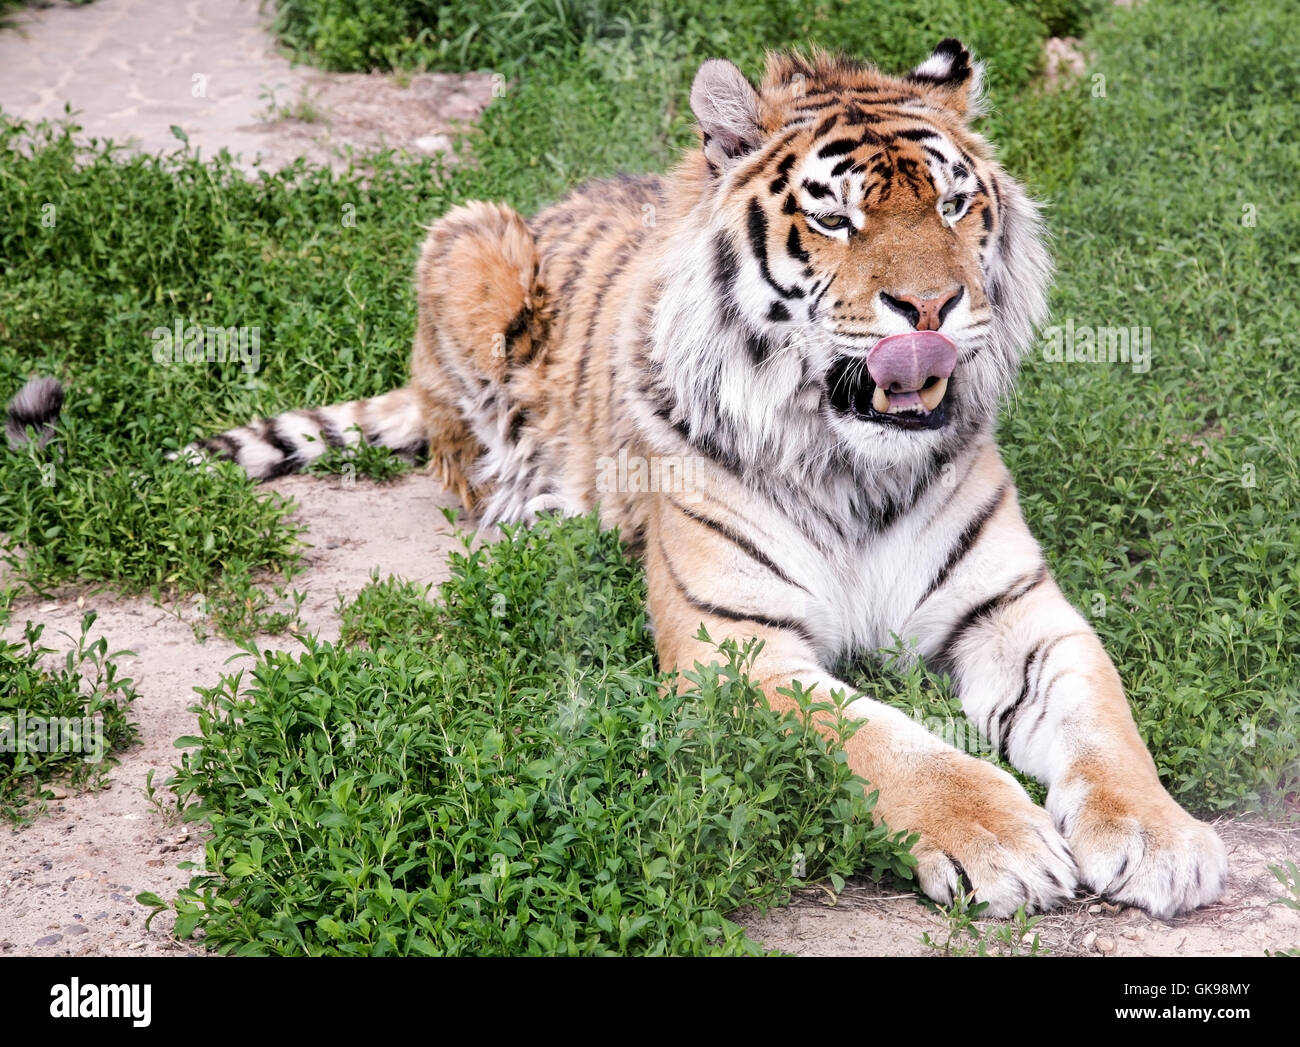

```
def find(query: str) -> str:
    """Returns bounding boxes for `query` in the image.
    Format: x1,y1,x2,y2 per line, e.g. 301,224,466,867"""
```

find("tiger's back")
414,171,670,535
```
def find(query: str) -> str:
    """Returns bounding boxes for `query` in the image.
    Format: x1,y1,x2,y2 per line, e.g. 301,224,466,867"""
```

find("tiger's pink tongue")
866,332,958,414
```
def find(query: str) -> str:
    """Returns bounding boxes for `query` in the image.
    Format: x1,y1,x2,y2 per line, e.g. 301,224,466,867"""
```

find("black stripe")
916,482,1008,608
508,407,527,443
669,415,743,477
732,129,800,191
894,154,928,197
671,498,811,593
922,144,946,165
766,301,791,323
260,418,301,462
993,639,1046,757
746,199,804,300
658,538,816,650
502,307,530,359
201,432,240,460
921,447,984,530
503,307,529,341
816,137,858,159
786,224,810,263
801,179,832,200
935,563,1049,669
994,632,1090,753
811,112,839,139
744,328,771,365
896,127,940,142
1021,663,1081,749
258,456,300,481
768,152,797,195
943,853,974,898
712,232,743,327
307,408,345,449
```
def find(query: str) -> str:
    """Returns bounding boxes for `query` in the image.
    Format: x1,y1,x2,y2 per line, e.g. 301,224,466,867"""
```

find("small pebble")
34,934,63,947
64,925,89,936
1082,930,1097,950
1088,903,1103,915
1096,936,1116,954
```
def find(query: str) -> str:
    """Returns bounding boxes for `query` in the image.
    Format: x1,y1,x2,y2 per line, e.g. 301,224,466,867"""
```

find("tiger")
9,41,1227,918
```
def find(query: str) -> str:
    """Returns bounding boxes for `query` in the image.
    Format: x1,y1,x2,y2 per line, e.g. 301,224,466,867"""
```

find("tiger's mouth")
827,332,958,431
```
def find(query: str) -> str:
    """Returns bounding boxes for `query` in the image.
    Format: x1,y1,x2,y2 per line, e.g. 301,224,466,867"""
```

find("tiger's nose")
879,286,965,331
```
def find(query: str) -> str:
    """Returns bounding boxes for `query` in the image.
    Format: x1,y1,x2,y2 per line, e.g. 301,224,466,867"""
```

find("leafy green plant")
142,766,184,827
1270,860,1300,910
305,429,414,483
1265,860,1300,957
0,611,139,821
142,513,914,955
922,892,1048,957
187,562,307,644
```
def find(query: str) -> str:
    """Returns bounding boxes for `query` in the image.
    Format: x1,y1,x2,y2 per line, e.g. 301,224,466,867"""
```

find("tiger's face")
676,42,1050,476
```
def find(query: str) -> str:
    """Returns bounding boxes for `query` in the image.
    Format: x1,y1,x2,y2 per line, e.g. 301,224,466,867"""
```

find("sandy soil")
0,0,496,173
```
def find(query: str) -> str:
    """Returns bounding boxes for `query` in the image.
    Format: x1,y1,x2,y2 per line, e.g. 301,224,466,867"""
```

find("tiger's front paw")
1048,781,1228,919
901,754,1078,917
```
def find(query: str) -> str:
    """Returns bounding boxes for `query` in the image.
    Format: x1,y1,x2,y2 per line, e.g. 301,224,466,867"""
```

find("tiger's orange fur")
177,43,1228,917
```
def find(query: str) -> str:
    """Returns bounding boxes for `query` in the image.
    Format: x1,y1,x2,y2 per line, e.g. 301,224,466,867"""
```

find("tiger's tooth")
918,377,948,412
872,386,892,413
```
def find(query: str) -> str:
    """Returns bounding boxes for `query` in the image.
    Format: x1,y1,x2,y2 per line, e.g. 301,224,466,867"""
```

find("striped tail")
184,386,428,480
5,376,64,450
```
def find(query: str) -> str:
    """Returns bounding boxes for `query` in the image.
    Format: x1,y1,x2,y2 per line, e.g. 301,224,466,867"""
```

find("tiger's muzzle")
828,332,958,431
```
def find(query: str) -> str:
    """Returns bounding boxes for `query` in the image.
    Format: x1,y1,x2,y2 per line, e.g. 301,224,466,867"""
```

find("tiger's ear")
690,59,762,172
905,39,986,119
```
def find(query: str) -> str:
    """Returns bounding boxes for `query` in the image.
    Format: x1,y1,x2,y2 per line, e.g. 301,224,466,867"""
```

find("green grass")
1,0,1297,951
143,514,913,955
268,0,1094,80
0,611,139,821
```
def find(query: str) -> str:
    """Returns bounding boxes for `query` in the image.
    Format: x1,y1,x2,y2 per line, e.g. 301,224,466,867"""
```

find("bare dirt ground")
0,0,495,172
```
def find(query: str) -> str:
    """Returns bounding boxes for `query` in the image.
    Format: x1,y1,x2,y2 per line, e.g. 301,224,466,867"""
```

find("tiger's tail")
5,376,64,450
179,386,429,481
6,375,430,484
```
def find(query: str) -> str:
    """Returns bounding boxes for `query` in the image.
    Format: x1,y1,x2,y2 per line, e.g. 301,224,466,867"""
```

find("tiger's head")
653,42,1050,490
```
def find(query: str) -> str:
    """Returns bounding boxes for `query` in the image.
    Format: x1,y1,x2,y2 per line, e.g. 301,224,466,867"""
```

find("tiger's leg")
644,503,1078,916
410,201,544,511
911,474,1228,918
